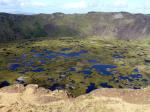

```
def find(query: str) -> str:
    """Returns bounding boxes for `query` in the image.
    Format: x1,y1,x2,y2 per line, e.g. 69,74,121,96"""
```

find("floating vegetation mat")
0,38,150,96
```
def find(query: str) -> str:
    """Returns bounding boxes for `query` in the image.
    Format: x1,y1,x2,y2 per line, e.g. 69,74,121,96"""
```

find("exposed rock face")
0,84,150,112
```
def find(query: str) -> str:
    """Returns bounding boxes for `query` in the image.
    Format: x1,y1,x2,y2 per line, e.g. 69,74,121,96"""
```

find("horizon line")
0,11,150,15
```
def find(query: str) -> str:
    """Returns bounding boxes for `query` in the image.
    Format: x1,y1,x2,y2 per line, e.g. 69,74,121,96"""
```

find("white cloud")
84,0,129,10
143,3,150,9
20,1,47,7
144,5,149,9
63,0,87,9
113,0,128,8
31,2,47,7
0,0,16,6
0,0,47,8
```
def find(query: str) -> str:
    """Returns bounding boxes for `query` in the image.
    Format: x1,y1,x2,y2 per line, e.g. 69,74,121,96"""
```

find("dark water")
0,81,10,88
100,82,113,88
68,64,117,76
88,60,97,63
145,60,150,64
133,87,141,89
60,50,88,57
130,74,142,79
119,69,143,81
9,49,117,76
142,79,148,82
9,49,88,73
86,83,97,93
49,83,65,91
31,49,87,58
117,68,145,89
81,69,92,75
92,64,117,76
5,48,148,94
9,64,20,71
32,68,45,72
133,68,139,72
68,67,76,71
119,76,131,80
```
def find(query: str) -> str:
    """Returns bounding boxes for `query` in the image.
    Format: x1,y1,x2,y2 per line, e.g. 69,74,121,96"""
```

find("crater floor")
0,37,150,96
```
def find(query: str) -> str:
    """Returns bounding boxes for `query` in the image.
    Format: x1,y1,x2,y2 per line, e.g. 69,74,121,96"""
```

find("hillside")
0,84,150,112
1,12,150,42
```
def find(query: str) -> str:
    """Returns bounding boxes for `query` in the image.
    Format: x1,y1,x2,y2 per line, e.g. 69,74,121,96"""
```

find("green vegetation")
1,12,150,42
0,37,150,96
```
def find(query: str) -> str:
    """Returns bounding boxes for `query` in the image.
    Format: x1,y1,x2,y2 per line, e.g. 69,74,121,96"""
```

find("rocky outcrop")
0,84,150,112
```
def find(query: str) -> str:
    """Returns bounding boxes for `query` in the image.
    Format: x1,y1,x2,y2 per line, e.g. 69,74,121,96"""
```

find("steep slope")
1,12,150,42
0,84,150,112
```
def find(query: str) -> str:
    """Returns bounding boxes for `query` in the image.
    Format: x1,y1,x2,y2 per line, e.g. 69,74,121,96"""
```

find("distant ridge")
0,11,150,42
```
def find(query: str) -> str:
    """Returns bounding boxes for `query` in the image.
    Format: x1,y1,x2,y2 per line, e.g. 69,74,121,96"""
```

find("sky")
0,0,150,14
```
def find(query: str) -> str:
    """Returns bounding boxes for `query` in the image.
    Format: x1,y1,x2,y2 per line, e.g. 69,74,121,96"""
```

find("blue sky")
0,0,150,14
